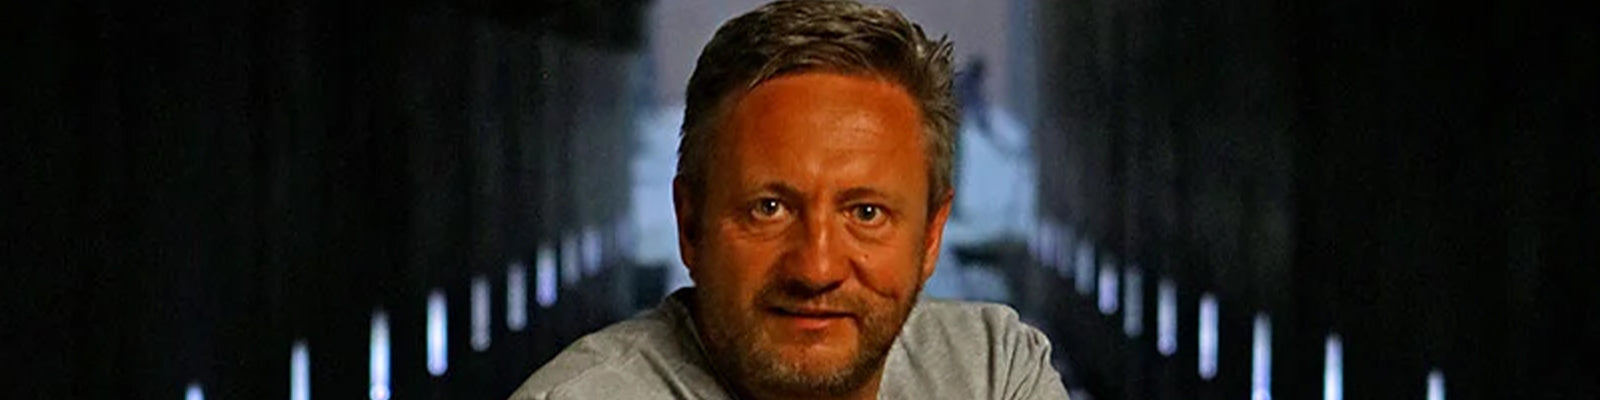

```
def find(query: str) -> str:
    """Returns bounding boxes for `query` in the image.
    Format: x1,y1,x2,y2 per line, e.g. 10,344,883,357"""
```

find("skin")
673,72,953,400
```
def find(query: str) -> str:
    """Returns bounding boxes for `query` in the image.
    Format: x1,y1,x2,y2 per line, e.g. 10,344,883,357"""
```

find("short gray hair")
676,0,956,213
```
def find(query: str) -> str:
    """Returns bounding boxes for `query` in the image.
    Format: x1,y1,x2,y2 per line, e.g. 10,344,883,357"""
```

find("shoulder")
903,299,1050,347
509,309,717,400
507,360,663,400
886,299,1068,399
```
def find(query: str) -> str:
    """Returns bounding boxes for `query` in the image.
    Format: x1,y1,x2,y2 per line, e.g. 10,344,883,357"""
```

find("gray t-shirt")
509,288,1069,400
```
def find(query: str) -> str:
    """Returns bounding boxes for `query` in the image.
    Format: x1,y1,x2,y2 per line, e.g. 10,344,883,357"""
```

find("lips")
769,305,853,318
767,305,855,331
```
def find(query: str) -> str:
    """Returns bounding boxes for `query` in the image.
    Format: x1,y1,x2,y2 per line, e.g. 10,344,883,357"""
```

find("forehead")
714,73,928,192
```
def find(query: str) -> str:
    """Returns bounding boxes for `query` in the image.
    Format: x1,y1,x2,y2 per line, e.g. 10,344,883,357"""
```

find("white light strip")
426,290,448,376
1323,334,1343,400
561,235,580,286
536,244,558,307
291,340,310,400
1074,243,1094,294
1426,369,1445,400
507,262,528,331
1157,278,1177,356
369,310,391,400
1123,266,1143,337
1251,313,1273,400
1198,292,1218,380
470,275,490,352
1097,257,1119,315
185,381,203,400
582,227,602,276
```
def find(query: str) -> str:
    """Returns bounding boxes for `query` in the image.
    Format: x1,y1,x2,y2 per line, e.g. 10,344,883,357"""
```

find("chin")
761,323,859,364
752,347,872,396
771,341,858,373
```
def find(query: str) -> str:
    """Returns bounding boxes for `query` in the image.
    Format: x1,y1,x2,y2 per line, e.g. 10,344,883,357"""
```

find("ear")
673,176,698,274
918,189,954,284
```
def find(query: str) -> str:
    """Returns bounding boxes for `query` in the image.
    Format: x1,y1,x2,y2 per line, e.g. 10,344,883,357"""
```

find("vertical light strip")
1097,257,1119,315
536,244,557,307
582,226,602,276
184,381,203,400
1034,222,1055,271
291,340,310,400
426,290,448,377
1157,278,1178,356
470,275,490,352
1055,226,1073,277
1074,243,1095,294
1123,266,1143,337
1426,369,1445,400
1251,313,1273,400
369,310,391,400
506,262,527,331
1198,292,1219,380
1323,334,1343,400
560,235,580,286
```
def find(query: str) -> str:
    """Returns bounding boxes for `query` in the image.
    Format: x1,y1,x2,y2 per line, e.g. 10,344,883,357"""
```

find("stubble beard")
694,277,921,398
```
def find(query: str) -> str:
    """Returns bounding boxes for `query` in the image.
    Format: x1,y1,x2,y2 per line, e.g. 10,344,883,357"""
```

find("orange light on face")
678,72,950,396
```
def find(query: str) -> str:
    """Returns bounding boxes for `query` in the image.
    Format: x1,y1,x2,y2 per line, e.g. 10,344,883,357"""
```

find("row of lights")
1031,221,1447,400
182,232,608,400
176,221,1449,399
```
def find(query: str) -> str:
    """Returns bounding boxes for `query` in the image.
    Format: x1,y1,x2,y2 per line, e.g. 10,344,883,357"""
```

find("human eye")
849,204,889,227
749,198,789,221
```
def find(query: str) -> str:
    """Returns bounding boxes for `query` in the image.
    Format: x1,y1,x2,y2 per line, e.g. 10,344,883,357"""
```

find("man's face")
674,72,951,397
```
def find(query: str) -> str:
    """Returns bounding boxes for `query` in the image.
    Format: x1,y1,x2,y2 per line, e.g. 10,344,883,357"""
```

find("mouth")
767,306,854,331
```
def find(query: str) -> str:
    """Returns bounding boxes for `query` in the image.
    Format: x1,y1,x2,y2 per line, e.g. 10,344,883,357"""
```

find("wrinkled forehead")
708,67,924,131
712,73,930,196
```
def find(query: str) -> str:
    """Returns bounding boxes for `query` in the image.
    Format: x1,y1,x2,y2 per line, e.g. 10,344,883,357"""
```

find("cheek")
695,234,779,298
853,238,926,300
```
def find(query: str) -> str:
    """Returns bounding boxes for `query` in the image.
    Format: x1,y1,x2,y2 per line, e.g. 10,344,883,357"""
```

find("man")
510,1,1068,399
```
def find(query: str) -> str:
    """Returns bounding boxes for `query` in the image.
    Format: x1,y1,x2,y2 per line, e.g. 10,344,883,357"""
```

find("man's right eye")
750,198,788,220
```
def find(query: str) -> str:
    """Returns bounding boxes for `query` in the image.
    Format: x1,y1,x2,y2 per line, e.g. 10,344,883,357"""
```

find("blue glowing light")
1198,293,1218,380
470,275,490,352
426,290,447,376
1251,313,1273,400
291,340,310,400
507,262,528,331
369,310,391,400
1324,334,1342,400
1157,278,1177,356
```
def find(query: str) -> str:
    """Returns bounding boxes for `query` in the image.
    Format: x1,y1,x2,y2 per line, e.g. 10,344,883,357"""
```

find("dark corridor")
6,0,1596,399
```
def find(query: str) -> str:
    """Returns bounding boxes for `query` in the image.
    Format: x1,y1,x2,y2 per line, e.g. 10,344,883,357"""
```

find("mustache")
756,279,869,316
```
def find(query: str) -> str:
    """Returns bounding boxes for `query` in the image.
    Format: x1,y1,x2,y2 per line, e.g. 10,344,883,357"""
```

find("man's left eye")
851,205,883,223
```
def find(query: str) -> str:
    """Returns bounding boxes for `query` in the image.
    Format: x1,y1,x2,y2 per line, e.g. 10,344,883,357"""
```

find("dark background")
1031,0,1597,398
6,0,1596,398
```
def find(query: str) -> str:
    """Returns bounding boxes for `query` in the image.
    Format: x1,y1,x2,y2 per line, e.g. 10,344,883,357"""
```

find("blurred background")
5,0,1596,399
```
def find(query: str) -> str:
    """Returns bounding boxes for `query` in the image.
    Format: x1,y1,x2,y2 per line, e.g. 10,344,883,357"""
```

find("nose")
778,211,848,297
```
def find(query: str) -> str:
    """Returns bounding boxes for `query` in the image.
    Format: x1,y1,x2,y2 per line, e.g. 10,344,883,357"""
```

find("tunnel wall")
1032,0,1597,398
9,0,648,398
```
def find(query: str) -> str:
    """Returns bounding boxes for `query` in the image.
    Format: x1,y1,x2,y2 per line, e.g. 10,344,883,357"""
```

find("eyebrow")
837,186,912,210
749,182,899,204
752,181,804,201
836,186,890,203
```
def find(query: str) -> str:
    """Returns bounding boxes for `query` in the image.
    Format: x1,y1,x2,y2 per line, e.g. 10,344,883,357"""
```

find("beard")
692,273,921,398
